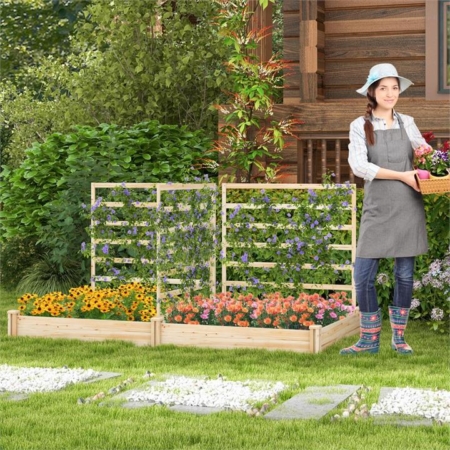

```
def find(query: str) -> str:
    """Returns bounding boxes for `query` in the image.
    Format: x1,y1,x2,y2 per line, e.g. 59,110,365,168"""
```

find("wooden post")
7,310,19,336
247,0,273,63
299,0,322,102
150,316,163,347
309,324,322,353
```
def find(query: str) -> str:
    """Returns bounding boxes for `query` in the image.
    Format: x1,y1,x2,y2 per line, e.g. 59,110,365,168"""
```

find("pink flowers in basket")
414,133,450,179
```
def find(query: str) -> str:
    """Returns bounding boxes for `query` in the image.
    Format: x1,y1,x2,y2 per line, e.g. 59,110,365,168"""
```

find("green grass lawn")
1,288,449,450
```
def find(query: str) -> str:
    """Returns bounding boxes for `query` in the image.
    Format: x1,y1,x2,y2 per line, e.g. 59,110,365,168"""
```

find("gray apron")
356,116,428,258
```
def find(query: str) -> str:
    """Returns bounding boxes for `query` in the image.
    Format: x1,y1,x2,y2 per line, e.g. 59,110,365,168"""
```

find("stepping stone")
265,384,361,420
84,371,121,384
372,387,433,427
168,405,225,415
0,392,29,402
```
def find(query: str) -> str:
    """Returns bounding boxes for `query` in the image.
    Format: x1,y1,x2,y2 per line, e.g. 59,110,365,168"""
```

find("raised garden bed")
7,310,156,347
7,309,360,353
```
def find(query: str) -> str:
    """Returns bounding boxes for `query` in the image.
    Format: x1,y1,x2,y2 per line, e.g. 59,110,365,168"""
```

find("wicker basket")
416,174,450,195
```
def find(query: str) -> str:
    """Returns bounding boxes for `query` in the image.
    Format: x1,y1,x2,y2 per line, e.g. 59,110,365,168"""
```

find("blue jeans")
354,257,415,312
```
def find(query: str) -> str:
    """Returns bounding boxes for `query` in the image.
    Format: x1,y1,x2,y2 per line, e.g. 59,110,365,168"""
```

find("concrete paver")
264,384,361,420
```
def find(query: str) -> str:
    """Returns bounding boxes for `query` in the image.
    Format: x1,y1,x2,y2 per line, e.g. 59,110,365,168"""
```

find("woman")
341,63,428,355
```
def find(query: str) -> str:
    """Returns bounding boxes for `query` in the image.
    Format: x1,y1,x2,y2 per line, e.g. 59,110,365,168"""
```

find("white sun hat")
356,63,413,96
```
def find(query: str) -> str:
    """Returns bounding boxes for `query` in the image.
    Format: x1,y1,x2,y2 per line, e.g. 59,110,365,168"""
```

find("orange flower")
289,315,298,322
174,315,183,322
224,315,232,322
263,317,272,325
237,320,249,327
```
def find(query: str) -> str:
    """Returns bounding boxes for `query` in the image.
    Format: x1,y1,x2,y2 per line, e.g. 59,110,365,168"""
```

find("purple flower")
241,252,248,263
102,244,109,254
81,242,86,251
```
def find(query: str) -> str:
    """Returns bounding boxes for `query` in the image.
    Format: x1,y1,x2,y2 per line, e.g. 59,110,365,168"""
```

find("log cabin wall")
276,0,449,183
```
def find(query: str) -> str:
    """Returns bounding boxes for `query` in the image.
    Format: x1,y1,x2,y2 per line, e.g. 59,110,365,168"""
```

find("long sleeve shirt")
348,111,428,181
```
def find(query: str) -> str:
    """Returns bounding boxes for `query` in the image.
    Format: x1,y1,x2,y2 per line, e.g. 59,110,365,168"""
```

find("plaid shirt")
348,111,427,181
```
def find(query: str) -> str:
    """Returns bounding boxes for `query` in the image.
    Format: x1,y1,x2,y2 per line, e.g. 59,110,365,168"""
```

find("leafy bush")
0,121,215,290
1,0,228,165
17,255,82,297
0,237,43,291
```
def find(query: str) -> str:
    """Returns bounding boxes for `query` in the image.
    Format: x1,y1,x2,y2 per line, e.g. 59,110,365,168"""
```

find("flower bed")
8,289,360,352
164,291,355,329
7,309,360,353
7,182,361,352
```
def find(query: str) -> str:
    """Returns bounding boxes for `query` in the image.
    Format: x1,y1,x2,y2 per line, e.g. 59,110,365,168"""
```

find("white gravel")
370,387,450,423
0,364,101,393
2,365,449,422
126,375,286,411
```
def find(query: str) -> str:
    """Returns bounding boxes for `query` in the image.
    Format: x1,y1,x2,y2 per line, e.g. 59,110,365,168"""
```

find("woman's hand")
400,170,421,192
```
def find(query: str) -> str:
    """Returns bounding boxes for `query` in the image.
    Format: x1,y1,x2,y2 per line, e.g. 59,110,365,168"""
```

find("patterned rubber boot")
340,310,381,354
389,306,413,354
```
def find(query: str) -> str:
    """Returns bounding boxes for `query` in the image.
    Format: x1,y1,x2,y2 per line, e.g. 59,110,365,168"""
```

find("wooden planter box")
8,309,360,353
7,310,155,347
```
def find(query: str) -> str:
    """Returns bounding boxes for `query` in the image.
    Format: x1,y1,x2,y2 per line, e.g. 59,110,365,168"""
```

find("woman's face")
373,77,399,111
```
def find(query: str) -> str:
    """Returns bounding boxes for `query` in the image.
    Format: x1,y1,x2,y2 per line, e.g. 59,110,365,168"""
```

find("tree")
214,0,301,182
1,0,230,166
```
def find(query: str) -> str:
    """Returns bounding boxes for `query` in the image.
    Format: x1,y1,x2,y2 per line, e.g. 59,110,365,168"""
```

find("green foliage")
17,254,82,296
215,0,301,182
84,182,218,300
1,0,229,165
0,121,215,288
0,0,90,165
0,236,43,290
0,0,89,89
69,0,227,130
222,182,354,297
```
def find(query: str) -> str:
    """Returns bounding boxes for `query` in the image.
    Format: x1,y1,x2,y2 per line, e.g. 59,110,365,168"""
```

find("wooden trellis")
221,183,357,304
90,182,217,314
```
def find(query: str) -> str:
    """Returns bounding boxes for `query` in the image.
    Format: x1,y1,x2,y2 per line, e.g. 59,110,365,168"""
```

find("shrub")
0,121,215,289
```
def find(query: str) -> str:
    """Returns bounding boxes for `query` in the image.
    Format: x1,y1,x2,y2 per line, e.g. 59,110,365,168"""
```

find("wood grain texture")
325,34,425,60
12,315,153,346
299,73,319,102
325,86,425,99
325,0,424,8
299,0,318,20
284,13,299,38
273,100,450,133
324,60,425,87
325,17,424,34
161,323,312,352
283,0,300,13
326,6,424,21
